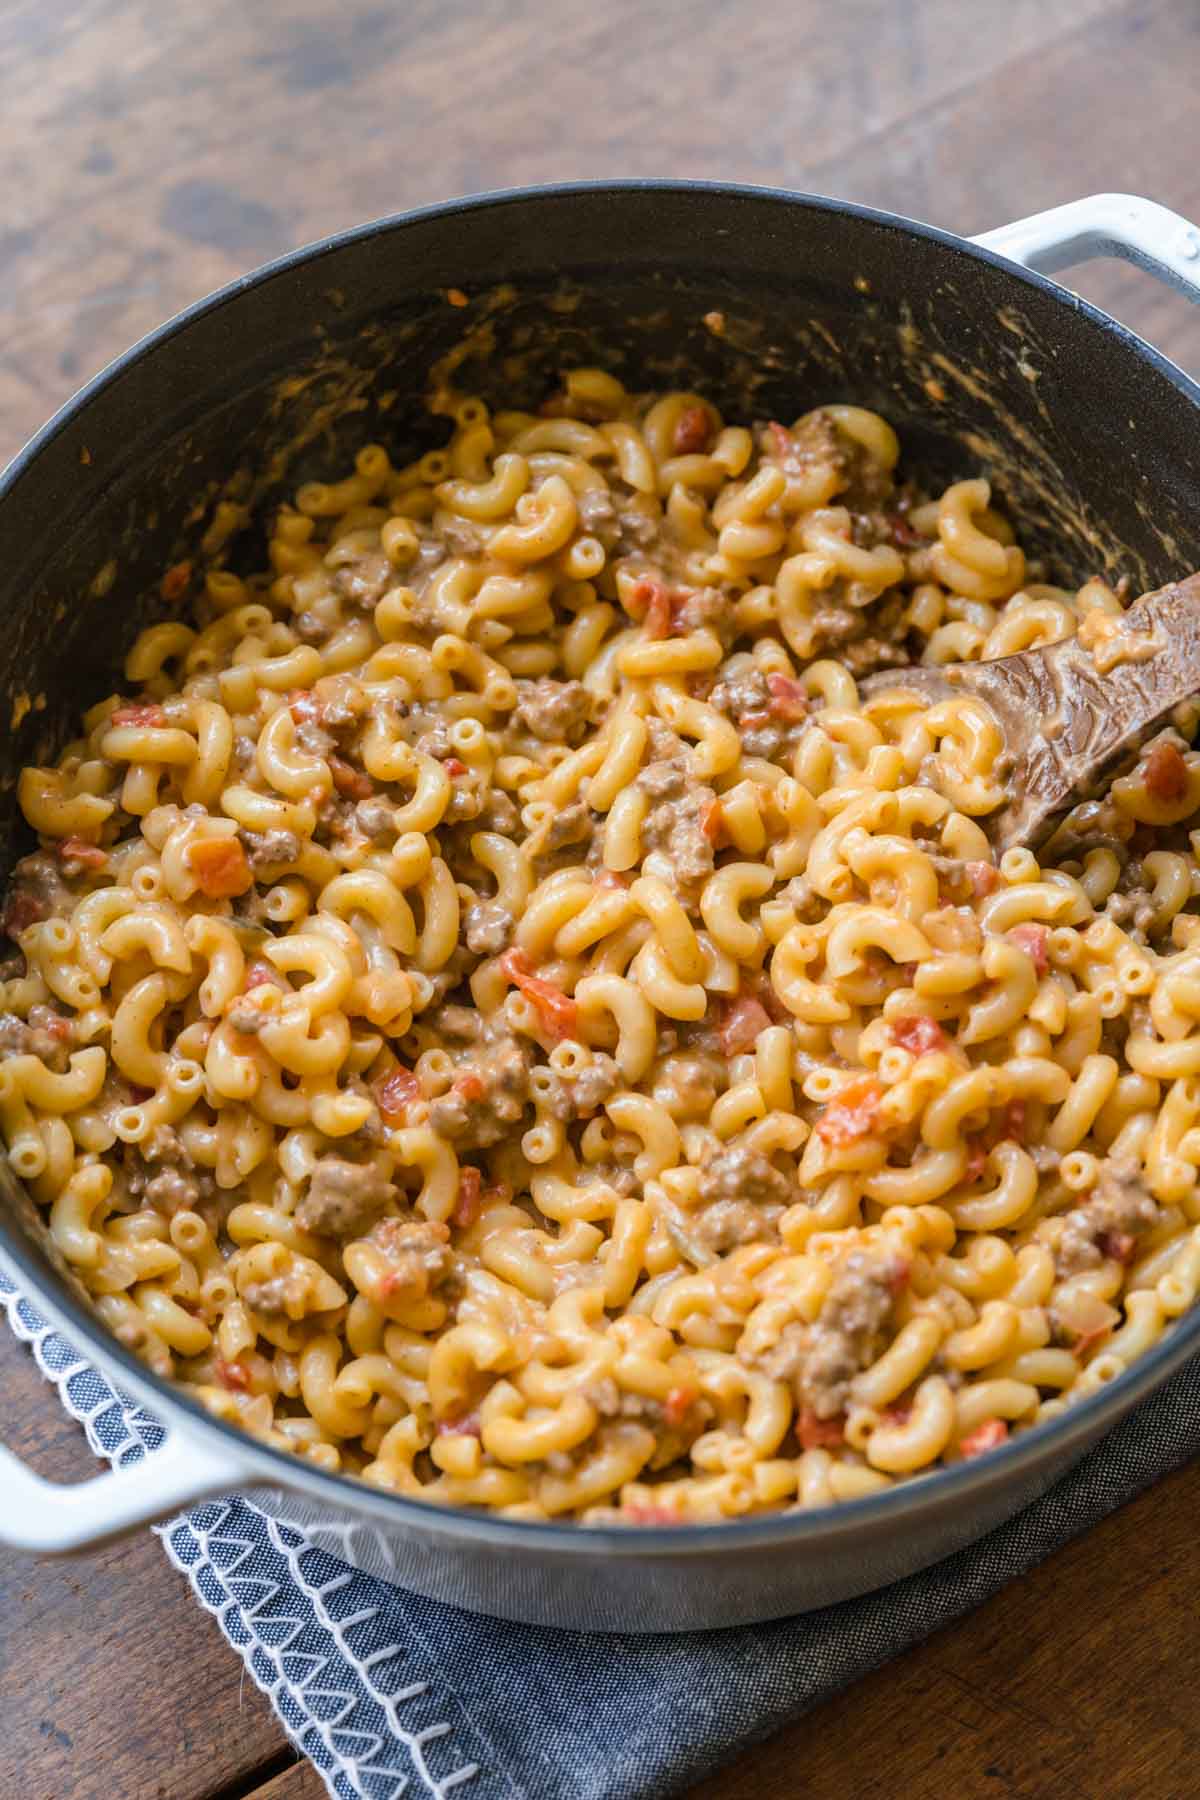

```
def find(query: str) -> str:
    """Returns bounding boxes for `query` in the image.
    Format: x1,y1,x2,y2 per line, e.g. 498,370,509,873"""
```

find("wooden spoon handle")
859,573,1200,853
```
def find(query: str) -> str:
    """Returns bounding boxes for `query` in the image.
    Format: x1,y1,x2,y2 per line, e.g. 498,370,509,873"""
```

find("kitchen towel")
4,1262,1198,1800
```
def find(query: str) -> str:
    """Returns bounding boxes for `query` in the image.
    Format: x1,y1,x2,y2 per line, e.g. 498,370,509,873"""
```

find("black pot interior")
3,181,1200,1273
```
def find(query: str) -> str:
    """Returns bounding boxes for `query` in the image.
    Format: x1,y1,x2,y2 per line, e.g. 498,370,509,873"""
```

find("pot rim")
4,176,1200,1557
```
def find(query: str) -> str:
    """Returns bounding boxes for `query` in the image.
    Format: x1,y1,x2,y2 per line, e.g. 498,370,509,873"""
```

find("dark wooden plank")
803,0,1200,378
4,1,1200,1797
0,0,1122,465
0,1329,294,1800
244,1761,330,1800
690,1457,1200,1798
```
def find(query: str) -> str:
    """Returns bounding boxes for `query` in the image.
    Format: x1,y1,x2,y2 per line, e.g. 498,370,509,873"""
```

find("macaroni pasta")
3,374,1199,1525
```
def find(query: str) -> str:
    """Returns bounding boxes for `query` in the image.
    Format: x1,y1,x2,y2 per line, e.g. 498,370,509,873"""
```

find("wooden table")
4,0,1200,1794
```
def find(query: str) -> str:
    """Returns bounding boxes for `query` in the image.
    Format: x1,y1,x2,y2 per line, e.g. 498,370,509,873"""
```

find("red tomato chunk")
719,996,772,1056
374,1066,420,1120
188,838,252,898
815,1076,884,1147
966,860,999,897
499,948,579,1040
1097,1229,1137,1264
960,1418,1008,1459
663,1385,698,1429
111,703,167,728
765,673,808,722
798,1407,845,1450
160,560,192,602
890,1015,948,1057
453,1166,483,1229
329,755,373,800
628,576,674,639
58,836,109,870
1008,922,1049,976
214,1357,251,1393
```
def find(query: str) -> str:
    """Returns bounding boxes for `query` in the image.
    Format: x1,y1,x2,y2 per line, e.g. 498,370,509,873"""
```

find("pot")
2,184,1200,1632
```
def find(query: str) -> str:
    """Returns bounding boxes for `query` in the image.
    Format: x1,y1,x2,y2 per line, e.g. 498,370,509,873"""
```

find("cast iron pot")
2,184,1200,1632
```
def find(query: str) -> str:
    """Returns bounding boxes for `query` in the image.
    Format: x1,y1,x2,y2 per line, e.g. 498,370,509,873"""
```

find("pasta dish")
3,368,1198,1523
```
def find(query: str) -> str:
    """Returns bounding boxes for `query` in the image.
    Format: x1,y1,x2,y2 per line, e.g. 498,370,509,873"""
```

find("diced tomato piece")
437,1410,482,1437
672,405,712,455
765,672,809,722
960,1417,1008,1459
453,1165,483,1229
187,837,252,898
1144,740,1189,804
966,860,999,897
40,1014,72,1043
815,1076,885,1148
443,757,468,777
58,836,109,870
499,947,579,1040
625,1503,683,1525
699,796,725,845
1000,1100,1027,1146
758,981,791,1025
452,1071,485,1102
719,995,772,1056
328,755,373,800
886,512,925,548
243,960,277,991
663,1385,698,1429
1097,1229,1137,1265
628,575,674,639
111,702,167,728
288,689,320,724
768,421,792,459
891,1015,948,1057
374,1065,420,1120
879,1405,912,1429
595,869,630,890
886,1256,912,1298
160,560,192,602
1009,922,1049,977
798,1406,845,1450
214,1357,250,1393
1,890,48,938
966,1138,988,1182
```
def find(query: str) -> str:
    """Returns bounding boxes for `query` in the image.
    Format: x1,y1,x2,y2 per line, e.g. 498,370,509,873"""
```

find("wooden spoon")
858,573,1200,854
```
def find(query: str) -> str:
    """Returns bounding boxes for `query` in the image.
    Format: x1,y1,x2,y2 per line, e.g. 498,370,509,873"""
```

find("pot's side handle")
0,1421,249,1553
972,193,1200,302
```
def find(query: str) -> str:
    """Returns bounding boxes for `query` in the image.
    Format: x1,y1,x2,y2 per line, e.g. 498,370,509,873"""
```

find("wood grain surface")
3,1,1200,1796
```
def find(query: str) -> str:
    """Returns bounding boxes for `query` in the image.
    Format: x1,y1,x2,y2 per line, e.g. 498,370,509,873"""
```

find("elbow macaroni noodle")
3,374,1199,1525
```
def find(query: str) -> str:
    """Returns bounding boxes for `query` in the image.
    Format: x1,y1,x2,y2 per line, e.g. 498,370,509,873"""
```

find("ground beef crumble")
1055,1159,1159,1276
537,1053,621,1121
513,677,592,743
0,1005,73,1069
635,722,716,901
427,1026,533,1151
367,1216,454,1299
756,1247,907,1420
123,1125,216,1217
683,1146,792,1256
294,1155,396,1239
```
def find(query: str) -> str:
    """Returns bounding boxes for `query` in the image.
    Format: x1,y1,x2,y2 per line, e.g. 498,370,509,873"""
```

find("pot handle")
972,193,1200,301
0,1419,249,1553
